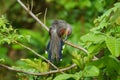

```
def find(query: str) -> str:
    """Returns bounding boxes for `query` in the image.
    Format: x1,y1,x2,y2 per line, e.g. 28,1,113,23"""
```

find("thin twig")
30,0,33,11
15,41,64,74
64,41,88,54
17,0,49,31
26,0,30,10
0,64,76,76
44,8,47,24
17,0,88,55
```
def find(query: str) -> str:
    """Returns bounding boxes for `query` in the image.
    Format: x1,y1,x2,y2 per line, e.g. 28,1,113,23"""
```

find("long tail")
46,33,64,62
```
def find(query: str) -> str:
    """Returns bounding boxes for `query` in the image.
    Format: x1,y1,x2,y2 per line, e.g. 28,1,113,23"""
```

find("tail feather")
46,33,64,62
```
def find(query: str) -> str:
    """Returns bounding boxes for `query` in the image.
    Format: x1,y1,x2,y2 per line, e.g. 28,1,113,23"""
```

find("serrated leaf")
106,37,120,57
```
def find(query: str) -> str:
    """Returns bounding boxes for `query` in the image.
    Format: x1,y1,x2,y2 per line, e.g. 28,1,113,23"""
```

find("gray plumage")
46,20,72,62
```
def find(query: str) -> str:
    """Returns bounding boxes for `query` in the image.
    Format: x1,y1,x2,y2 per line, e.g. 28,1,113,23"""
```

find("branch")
64,41,88,54
17,0,49,31
15,41,64,74
0,64,76,76
17,0,88,55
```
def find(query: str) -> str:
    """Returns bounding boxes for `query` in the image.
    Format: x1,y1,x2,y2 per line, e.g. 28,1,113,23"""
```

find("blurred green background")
0,0,119,80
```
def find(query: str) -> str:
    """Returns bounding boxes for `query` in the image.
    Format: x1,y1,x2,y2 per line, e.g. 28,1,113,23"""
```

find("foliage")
54,65,99,80
54,2,120,80
0,16,30,45
0,0,120,80
0,16,30,64
21,58,49,72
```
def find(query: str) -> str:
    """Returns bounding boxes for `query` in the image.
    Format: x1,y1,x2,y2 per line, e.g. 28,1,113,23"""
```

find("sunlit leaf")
106,37,120,57
83,65,99,77
53,74,73,80
81,33,105,44
54,73,80,80
88,42,105,54
0,58,5,63
21,58,49,72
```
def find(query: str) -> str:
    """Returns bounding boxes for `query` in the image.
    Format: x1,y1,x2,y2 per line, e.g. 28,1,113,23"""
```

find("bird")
46,20,72,63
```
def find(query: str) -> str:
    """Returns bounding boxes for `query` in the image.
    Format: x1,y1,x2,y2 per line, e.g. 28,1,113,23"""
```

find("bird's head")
52,20,72,40
61,24,72,40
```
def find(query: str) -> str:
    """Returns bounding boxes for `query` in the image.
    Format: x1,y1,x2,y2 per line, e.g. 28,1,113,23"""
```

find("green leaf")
21,58,49,72
65,2,77,10
115,16,120,25
54,73,81,80
106,37,120,57
53,74,73,80
91,56,120,77
83,65,99,77
81,33,105,44
78,0,91,8
21,59,40,71
0,58,5,63
114,2,120,7
12,44,23,49
94,0,104,12
54,66,99,80
88,42,105,54
72,59,80,67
